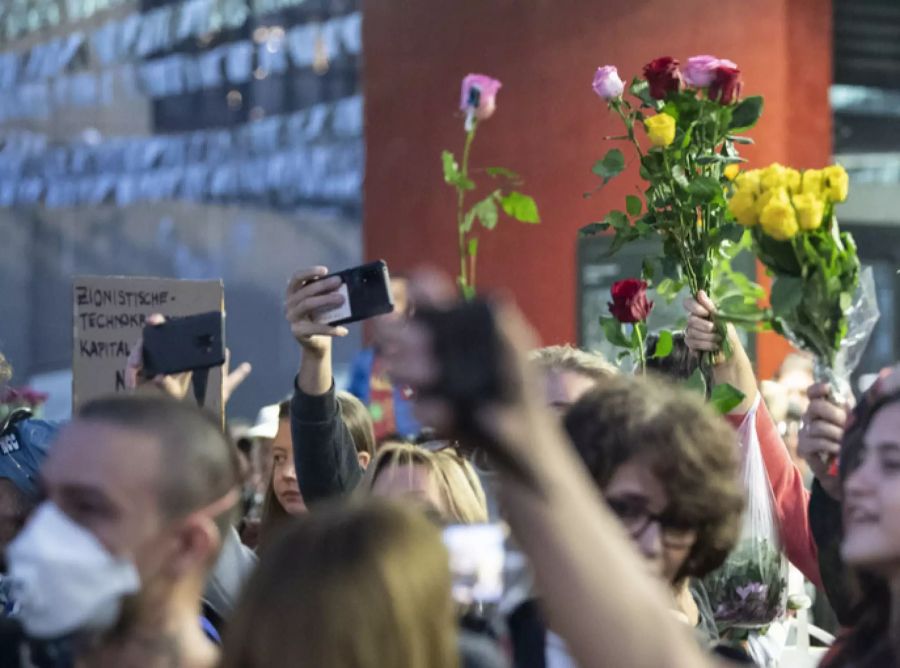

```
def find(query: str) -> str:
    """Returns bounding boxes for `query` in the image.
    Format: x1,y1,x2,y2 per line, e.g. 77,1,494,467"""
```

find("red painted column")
363,0,832,378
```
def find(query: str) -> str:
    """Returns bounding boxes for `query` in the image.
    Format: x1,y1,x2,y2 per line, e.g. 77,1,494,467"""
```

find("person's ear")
166,517,222,579
357,451,371,470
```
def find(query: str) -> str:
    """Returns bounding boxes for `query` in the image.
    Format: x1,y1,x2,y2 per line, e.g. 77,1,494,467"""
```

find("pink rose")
684,55,738,88
460,74,503,122
592,65,625,100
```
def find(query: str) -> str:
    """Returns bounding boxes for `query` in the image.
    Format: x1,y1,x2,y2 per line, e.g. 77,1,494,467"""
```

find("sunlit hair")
361,443,488,524
0,352,11,385
222,500,459,668
337,391,376,458
564,373,743,580
529,345,616,382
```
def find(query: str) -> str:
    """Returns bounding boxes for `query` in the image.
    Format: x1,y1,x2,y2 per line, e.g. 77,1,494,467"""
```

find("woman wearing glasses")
564,373,747,656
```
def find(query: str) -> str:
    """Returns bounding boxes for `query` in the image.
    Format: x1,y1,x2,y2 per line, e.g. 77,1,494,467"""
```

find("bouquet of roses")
582,55,763,305
728,163,880,398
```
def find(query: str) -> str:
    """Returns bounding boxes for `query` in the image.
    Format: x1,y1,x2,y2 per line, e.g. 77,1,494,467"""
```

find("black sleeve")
290,378,364,504
809,478,861,626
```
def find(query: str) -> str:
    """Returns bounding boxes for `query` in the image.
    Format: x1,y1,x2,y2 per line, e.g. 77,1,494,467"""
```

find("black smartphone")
414,299,507,406
313,260,395,326
142,311,225,377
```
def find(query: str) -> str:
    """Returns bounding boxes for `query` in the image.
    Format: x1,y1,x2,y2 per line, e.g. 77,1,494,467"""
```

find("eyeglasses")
606,497,696,548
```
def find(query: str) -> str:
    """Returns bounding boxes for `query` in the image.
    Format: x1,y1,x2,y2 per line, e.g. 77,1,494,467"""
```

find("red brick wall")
362,0,832,378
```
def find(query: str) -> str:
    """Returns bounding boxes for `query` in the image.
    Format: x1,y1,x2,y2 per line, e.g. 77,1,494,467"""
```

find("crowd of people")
0,263,897,668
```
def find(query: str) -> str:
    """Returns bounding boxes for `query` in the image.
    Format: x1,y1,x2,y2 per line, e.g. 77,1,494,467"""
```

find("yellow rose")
792,193,825,231
761,163,787,190
823,164,849,202
786,168,801,194
723,163,740,181
755,186,790,215
759,198,799,241
735,169,761,194
644,113,676,148
729,189,759,227
801,169,823,196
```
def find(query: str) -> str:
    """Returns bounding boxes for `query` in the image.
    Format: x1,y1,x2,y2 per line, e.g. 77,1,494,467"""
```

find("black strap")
0,409,32,437
192,368,210,407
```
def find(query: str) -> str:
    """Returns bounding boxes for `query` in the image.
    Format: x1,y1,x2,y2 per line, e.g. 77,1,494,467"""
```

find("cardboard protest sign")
72,276,225,417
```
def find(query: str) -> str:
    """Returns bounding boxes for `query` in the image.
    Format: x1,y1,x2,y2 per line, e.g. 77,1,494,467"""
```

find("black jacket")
290,380,363,504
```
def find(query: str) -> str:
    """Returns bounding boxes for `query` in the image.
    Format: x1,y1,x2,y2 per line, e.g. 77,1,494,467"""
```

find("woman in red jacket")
680,291,822,589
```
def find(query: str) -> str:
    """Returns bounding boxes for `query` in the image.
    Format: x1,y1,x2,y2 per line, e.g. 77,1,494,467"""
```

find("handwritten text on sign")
72,276,224,414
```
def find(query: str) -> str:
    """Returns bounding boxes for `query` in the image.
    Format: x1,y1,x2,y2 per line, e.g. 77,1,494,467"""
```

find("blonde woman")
361,442,488,524
221,501,460,668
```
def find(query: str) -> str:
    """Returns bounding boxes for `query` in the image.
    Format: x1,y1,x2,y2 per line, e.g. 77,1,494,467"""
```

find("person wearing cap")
0,354,60,560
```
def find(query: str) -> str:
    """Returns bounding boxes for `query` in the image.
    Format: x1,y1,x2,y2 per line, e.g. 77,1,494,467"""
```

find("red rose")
643,57,682,100
608,279,654,324
708,64,742,105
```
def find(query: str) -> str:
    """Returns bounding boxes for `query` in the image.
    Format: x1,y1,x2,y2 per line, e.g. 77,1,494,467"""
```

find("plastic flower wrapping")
728,163,880,401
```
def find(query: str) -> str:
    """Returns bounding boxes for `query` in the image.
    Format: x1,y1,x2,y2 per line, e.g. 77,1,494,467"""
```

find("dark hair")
258,400,294,549
337,391,376,458
222,501,458,668
825,388,900,666
564,373,743,580
78,394,241,537
644,332,701,381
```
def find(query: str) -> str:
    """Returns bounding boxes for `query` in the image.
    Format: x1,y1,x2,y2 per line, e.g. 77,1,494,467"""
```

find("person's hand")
684,291,722,355
223,349,253,404
284,266,349,358
125,314,193,399
380,270,551,479
798,383,848,499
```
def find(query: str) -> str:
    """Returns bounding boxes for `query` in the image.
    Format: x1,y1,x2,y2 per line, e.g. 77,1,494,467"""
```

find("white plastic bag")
704,395,789,630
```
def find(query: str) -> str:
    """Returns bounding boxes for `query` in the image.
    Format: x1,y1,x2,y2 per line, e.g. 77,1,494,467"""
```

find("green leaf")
472,196,499,230
486,166,521,181
592,148,626,182
629,77,659,108
626,195,642,216
687,176,722,202
685,368,708,396
500,191,540,223
642,258,657,281
727,135,755,145
709,383,746,414
442,151,459,182
606,210,630,229
770,275,804,315
652,330,674,358
728,96,764,131
442,150,474,190
600,316,632,348
467,238,478,257
671,165,690,189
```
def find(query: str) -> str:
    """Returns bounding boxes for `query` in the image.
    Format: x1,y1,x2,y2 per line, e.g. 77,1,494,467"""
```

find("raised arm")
685,291,821,586
383,273,719,668
284,267,363,504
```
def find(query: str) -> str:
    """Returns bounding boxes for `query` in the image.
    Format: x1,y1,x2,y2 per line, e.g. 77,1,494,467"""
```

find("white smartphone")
442,523,506,605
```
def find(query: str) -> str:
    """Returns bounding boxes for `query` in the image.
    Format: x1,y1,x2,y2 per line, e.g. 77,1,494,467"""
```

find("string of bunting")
0,11,360,122
0,0,320,48
0,95,363,208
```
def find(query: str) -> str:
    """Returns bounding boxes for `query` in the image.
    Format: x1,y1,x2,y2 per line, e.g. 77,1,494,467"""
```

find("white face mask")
7,502,141,640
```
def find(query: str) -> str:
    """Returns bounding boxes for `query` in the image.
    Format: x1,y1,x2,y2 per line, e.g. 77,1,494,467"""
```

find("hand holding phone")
285,261,394,355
